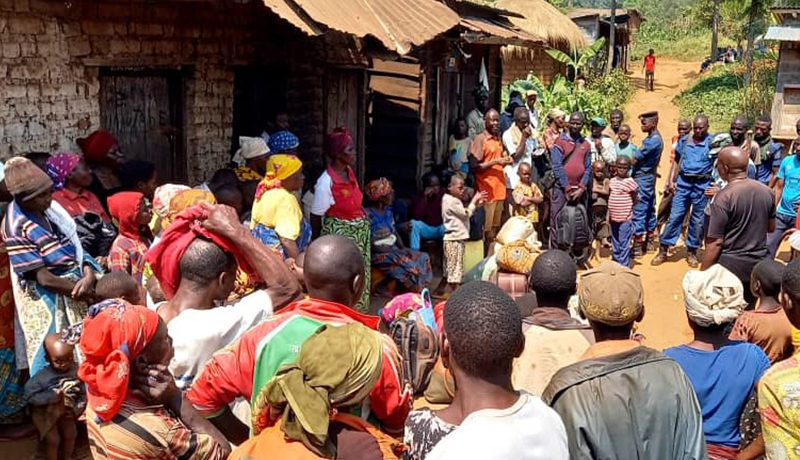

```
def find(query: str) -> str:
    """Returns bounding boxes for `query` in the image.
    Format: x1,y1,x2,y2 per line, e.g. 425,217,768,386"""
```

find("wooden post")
710,0,721,62
607,0,617,75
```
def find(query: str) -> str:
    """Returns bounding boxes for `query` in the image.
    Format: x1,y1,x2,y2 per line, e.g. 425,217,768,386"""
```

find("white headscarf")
232,136,269,166
682,265,747,327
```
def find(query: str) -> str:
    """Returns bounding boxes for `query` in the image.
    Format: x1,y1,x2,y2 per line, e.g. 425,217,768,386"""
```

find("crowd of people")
0,86,799,460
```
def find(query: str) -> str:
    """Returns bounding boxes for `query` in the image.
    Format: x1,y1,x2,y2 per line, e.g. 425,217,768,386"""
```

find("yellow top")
250,187,302,240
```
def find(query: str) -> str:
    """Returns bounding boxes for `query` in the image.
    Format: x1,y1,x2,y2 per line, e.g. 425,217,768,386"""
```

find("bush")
631,22,735,62
673,55,777,131
502,69,634,128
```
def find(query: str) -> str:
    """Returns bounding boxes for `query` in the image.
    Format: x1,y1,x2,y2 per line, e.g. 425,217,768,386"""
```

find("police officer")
632,111,663,257
652,115,714,268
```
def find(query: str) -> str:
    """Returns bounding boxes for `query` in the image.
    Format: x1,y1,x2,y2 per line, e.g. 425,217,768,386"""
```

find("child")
590,160,611,247
608,156,639,267
95,271,145,304
729,260,793,363
448,117,471,174
24,334,85,460
108,191,154,284
615,124,640,162
511,162,543,223
437,175,486,297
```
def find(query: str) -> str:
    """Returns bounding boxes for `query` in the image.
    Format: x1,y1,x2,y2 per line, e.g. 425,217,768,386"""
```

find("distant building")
567,8,645,72
766,1,800,142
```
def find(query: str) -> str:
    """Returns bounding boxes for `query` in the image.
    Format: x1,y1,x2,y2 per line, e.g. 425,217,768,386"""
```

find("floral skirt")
322,217,371,312
252,220,312,260
371,247,433,298
0,348,25,424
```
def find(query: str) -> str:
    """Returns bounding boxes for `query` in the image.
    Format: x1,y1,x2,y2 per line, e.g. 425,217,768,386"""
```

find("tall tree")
710,0,722,61
744,0,765,85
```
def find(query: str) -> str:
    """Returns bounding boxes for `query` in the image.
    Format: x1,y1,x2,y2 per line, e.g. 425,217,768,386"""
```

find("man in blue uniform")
632,111,663,257
753,115,783,186
652,115,715,267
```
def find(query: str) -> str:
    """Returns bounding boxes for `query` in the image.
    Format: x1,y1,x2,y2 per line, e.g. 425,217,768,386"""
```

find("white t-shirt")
502,129,536,189
165,289,273,391
590,135,616,165
426,391,569,460
311,170,334,216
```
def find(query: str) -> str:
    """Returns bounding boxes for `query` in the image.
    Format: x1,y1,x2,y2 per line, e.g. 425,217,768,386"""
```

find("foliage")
631,23,734,62
545,38,607,76
502,68,633,124
673,54,777,132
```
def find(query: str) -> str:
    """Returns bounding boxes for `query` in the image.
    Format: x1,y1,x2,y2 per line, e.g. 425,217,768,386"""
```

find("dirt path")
605,59,702,350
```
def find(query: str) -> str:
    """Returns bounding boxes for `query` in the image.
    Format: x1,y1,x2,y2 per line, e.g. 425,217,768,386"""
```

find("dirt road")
610,59,701,350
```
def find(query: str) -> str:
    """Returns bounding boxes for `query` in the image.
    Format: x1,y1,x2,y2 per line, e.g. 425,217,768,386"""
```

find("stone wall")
0,0,327,183
502,47,566,88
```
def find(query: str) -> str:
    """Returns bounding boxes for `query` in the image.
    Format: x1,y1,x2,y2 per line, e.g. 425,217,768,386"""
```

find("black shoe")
651,248,668,266
687,251,700,268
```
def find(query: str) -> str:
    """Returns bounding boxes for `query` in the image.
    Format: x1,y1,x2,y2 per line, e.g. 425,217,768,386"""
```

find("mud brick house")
767,0,800,142
0,0,458,185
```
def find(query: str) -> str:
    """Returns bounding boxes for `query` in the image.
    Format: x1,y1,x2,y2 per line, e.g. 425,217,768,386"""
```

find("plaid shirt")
86,400,225,460
108,235,149,284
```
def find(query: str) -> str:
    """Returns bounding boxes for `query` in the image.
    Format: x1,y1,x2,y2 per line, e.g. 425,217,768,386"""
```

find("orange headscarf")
78,300,160,422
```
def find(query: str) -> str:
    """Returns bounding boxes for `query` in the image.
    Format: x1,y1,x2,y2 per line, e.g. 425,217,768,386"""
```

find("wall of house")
501,48,566,88
772,41,800,141
0,0,326,183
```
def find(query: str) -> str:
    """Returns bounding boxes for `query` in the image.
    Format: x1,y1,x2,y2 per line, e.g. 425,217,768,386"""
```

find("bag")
493,272,529,299
496,240,538,275
380,289,436,331
554,203,592,259
390,316,439,395
496,216,534,245
424,301,455,404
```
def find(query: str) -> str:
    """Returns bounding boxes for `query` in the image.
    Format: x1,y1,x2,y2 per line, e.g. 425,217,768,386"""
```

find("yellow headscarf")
162,189,216,230
255,154,303,199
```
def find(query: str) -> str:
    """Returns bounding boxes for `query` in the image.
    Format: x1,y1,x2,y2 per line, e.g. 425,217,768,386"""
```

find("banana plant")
545,38,607,77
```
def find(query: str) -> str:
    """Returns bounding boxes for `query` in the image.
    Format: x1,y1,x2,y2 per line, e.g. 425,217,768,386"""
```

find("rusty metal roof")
262,0,460,55
460,16,545,46
765,25,800,41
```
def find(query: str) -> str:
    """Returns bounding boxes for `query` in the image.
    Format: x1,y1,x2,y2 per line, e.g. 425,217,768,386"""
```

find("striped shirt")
608,177,639,222
2,201,79,276
86,400,225,460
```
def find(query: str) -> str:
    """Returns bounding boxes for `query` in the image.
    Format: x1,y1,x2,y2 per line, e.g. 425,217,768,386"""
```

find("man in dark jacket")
542,262,707,459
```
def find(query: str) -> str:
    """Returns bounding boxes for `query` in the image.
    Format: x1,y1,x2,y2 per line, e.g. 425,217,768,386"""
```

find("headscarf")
547,107,567,123
77,299,160,422
364,177,392,202
234,166,264,183
152,184,190,219
254,154,303,200
683,265,747,327
46,153,81,191
144,204,258,300
108,191,145,241
267,131,300,154
254,323,383,457
77,130,117,164
161,189,216,230
233,136,270,166
4,157,53,202
324,126,352,158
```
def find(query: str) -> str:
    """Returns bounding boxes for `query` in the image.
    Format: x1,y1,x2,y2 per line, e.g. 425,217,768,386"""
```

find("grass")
673,56,777,132
631,30,735,63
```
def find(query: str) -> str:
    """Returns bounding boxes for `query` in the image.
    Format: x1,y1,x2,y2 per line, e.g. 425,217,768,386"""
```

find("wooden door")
325,69,366,183
99,69,185,182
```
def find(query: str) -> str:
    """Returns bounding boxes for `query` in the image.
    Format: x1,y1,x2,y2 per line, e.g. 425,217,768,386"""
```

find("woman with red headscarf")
77,130,125,209
311,127,371,311
107,192,153,284
79,299,230,459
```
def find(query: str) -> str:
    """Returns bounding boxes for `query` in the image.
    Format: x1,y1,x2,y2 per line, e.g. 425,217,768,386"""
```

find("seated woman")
108,192,154,284
665,265,770,460
76,130,125,209
230,323,404,460
365,178,432,298
1,157,98,376
79,299,230,460
47,152,110,222
251,154,310,260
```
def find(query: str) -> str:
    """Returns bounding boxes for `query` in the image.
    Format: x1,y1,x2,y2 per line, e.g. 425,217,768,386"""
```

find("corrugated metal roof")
460,16,545,46
262,0,460,55
765,25,800,41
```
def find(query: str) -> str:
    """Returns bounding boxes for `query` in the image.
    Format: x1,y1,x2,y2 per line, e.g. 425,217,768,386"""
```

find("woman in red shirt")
310,127,372,311
47,153,111,222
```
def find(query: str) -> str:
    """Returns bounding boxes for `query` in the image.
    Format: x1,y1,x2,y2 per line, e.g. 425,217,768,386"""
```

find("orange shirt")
53,187,111,221
470,131,507,202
